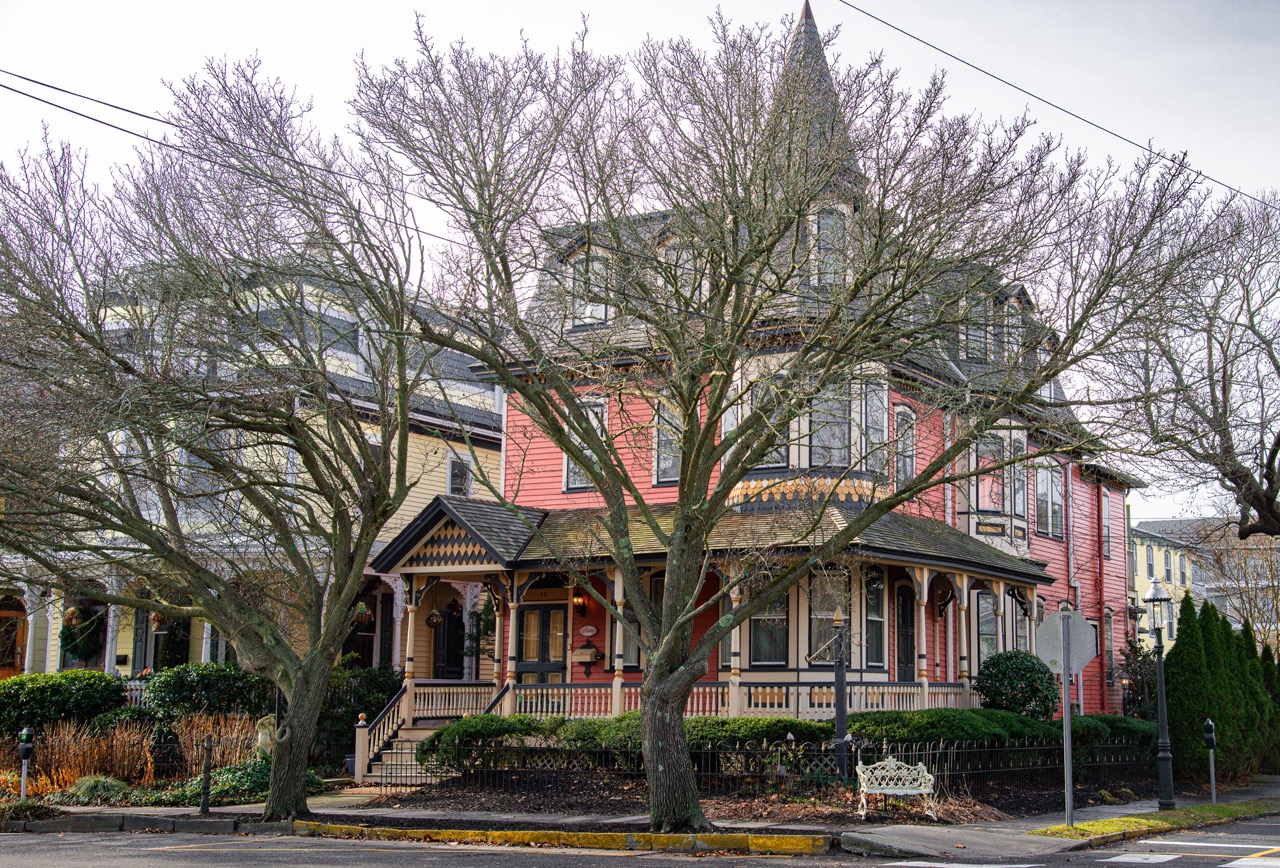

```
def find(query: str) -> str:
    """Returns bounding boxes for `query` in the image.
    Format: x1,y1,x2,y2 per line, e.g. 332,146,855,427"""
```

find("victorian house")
355,2,1135,780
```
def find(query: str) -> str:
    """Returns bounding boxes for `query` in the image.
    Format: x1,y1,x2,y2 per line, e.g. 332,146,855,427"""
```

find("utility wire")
829,0,1275,213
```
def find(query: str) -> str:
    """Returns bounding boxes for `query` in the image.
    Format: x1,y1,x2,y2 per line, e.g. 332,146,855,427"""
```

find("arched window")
1164,550,1173,584
894,406,916,490
1146,545,1155,579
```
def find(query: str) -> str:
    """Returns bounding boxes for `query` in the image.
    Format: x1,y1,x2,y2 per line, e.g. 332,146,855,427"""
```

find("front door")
896,585,916,682
433,601,466,679
516,605,567,684
0,597,26,679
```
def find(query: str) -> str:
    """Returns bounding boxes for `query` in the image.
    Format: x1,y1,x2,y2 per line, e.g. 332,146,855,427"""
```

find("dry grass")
171,713,258,779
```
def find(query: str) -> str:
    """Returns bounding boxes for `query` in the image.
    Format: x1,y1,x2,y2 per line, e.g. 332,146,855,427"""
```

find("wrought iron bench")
856,756,937,819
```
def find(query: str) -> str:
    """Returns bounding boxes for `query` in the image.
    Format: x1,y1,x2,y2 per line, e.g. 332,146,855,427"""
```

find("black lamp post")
1144,583,1176,810
1119,671,1132,717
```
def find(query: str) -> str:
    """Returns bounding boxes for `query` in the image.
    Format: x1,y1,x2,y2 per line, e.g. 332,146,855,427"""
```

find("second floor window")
1035,464,1064,538
1179,554,1187,586
1012,437,1027,519
1101,488,1111,557
810,387,851,467
447,454,473,497
565,401,606,491
1146,545,1155,579
894,406,916,490
863,380,887,475
1164,550,1172,584
654,405,681,484
751,379,789,469
976,436,1005,512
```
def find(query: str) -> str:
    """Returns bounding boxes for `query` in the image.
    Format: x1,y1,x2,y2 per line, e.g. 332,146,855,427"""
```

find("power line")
828,0,1275,213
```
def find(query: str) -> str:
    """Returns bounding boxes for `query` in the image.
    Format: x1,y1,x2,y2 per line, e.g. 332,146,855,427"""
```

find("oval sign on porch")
578,625,597,637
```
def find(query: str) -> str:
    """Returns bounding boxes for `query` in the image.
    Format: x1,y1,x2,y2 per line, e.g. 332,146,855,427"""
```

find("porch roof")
372,495,1052,586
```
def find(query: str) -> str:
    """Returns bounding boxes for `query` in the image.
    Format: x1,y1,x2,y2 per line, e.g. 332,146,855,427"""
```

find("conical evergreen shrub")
1261,644,1280,706
1164,594,1208,779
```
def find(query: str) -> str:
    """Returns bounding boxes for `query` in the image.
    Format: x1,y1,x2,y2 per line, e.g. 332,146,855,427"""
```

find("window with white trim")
976,435,1005,512
1035,464,1064,538
749,594,788,666
977,592,999,667
751,379,789,470
863,380,887,475
894,406,916,491
447,453,473,497
570,255,608,327
1179,554,1187,587
1146,545,1155,580
810,386,851,467
808,569,850,664
564,401,606,491
1012,437,1027,518
654,404,681,484
864,567,886,668
1164,550,1172,584
1101,487,1112,557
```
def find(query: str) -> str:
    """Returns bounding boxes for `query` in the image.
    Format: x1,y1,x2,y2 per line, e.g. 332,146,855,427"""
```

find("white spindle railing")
123,680,147,706
685,683,730,717
412,681,494,719
926,683,970,709
513,683,614,718
621,683,643,713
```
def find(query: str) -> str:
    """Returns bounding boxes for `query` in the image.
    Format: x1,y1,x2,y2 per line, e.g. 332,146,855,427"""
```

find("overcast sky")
2,0,1274,518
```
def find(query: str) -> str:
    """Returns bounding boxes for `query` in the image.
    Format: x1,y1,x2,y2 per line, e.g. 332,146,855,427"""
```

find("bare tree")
0,60,442,819
353,12,1211,830
1100,192,1280,538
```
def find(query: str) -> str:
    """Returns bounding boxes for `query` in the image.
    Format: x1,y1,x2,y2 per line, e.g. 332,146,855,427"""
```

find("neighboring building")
362,3,1136,771
1128,521,1207,650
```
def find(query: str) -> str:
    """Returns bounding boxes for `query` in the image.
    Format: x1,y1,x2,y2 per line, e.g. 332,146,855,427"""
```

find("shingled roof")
371,495,546,573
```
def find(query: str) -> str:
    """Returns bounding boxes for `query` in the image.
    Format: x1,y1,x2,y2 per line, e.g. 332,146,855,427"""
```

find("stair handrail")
367,683,408,759
482,682,510,715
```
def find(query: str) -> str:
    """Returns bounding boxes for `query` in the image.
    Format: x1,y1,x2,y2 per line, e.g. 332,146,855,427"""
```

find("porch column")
399,579,418,725
502,594,519,716
955,575,971,683
1027,587,1038,654
22,584,40,674
912,568,929,708
493,597,503,691
103,604,121,675
611,570,625,717
728,585,743,717
46,596,60,673
945,601,955,683
391,578,405,670
991,579,1007,652
200,621,214,664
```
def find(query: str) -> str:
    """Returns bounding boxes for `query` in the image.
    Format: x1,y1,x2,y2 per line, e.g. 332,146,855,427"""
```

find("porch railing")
412,680,493,720
513,682,613,718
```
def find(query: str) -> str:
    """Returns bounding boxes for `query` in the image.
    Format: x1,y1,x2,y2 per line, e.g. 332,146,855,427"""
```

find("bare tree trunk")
641,681,708,832
262,659,331,820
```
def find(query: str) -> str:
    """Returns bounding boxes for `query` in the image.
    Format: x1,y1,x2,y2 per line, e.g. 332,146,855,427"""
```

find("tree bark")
641,685,708,832
262,659,331,820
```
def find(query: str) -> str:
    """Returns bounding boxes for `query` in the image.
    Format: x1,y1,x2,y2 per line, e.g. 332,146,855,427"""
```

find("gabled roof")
370,495,545,573
1133,518,1224,549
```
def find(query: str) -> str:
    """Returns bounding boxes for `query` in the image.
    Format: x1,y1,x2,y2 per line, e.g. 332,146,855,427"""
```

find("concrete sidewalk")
839,778,1280,859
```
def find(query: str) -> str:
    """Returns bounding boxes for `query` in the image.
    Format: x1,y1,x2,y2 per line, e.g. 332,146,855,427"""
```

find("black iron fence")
380,736,1152,801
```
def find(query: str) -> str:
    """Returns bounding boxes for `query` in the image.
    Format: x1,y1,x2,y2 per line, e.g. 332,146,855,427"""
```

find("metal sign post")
1204,718,1217,804
1035,610,1098,830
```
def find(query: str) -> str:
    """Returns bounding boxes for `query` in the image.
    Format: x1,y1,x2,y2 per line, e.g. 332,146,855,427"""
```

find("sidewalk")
840,778,1280,859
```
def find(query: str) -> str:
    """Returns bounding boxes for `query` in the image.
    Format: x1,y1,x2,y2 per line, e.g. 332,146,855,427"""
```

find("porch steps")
364,723,449,788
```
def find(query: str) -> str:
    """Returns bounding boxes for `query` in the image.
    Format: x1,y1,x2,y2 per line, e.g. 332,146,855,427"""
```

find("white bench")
856,755,937,819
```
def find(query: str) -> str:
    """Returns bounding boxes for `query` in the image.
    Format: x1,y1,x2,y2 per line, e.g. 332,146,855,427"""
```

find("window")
619,599,640,668
751,379,789,469
1129,537,1137,579
447,454,473,497
719,594,733,670
654,405,681,484
1012,438,1027,518
749,594,788,666
1164,550,1172,584
564,401,606,491
810,387,850,467
814,209,845,285
1104,609,1115,683
663,245,705,300
570,255,608,326
964,293,988,361
977,592,999,667
1014,603,1030,651
894,406,916,490
1035,464,1064,538
808,569,850,663
1179,554,1187,587
864,567,885,667
1101,488,1111,557
1146,545,1155,580
863,380,887,475
976,436,1005,512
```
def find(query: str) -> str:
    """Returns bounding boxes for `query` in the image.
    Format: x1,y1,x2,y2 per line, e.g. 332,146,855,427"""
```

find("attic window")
570,255,609,327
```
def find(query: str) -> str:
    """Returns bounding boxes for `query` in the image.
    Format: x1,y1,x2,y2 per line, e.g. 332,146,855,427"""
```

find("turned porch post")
502,589,520,716
991,579,1007,652
956,574,971,683
611,570,625,717
21,584,40,674
728,585,743,717
399,578,418,725
912,568,930,708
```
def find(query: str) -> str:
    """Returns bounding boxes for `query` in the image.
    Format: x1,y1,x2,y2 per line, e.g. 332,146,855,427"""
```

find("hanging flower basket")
353,601,374,625
425,610,443,629
148,611,169,628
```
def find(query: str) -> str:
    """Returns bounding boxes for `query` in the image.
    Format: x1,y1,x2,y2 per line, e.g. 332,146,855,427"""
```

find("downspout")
943,413,953,527
1097,482,1107,712
496,386,507,499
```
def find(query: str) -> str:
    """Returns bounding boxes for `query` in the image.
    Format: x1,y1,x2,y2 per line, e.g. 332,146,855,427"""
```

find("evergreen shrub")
973,650,1060,719
142,663,272,717
0,670,127,733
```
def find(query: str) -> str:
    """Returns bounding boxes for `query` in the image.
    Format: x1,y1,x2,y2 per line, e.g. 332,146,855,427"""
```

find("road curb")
839,831,939,858
1050,808,1280,850
2,814,296,835
292,819,832,854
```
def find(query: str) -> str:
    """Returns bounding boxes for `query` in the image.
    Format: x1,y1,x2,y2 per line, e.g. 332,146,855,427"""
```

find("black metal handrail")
482,683,510,715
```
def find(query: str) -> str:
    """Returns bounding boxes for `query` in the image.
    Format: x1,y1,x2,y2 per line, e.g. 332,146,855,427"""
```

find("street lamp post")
1144,583,1176,811
832,608,849,778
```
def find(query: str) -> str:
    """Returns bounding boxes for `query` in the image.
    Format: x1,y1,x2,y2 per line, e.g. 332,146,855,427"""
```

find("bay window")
810,387,850,467
749,594,788,666
863,380,887,475
976,436,1005,512
1012,437,1027,518
808,569,850,663
894,406,916,490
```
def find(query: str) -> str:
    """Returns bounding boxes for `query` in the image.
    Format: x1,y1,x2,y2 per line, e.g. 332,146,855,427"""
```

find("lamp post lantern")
1144,583,1176,810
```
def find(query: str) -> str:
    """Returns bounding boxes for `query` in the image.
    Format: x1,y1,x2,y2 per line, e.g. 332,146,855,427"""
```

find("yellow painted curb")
294,819,830,854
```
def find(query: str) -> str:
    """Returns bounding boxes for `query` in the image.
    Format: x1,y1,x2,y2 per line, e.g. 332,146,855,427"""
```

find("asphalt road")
0,832,840,866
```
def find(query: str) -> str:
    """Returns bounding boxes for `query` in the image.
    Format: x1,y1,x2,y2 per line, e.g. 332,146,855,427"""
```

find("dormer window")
570,255,609,327
814,208,845,286
963,294,989,362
